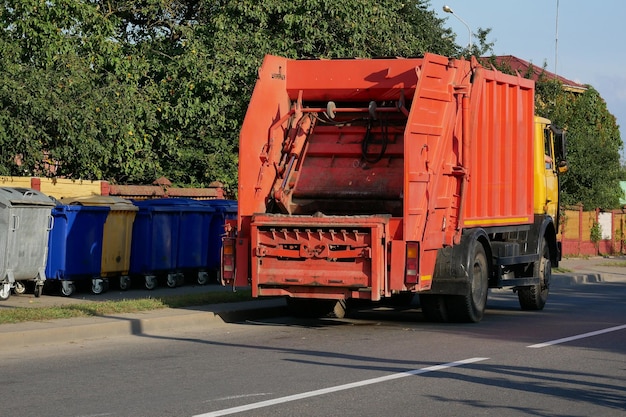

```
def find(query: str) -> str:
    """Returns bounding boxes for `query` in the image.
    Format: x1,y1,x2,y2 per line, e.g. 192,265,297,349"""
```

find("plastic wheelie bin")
45,200,110,296
0,187,55,300
176,200,215,285
130,198,186,290
61,196,138,291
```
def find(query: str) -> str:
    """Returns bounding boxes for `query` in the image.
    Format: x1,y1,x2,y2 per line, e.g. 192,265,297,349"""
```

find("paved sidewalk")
1,256,624,350
555,256,626,284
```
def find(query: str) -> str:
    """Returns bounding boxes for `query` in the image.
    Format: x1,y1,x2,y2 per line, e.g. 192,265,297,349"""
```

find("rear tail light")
221,238,236,283
405,242,419,283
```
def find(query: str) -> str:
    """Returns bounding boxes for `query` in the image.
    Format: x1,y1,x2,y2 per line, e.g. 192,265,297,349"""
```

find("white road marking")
193,357,489,417
205,393,273,403
528,324,626,348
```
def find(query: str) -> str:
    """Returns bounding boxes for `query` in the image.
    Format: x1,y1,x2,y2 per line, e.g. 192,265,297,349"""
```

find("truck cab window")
544,129,553,170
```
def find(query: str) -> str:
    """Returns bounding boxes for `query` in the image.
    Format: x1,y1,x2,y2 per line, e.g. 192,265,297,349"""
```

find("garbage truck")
221,53,567,322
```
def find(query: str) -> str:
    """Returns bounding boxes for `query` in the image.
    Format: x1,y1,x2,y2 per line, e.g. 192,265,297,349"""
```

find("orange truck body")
223,53,564,322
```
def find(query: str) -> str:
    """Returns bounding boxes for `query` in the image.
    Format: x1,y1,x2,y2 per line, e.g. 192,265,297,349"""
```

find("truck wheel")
518,237,550,310
447,242,489,323
419,294,449,322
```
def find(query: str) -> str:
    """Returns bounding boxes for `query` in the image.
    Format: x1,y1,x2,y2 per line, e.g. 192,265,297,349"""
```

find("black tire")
419,294,449,322
34,284,43,298
518,237,550,310
446,243,489,323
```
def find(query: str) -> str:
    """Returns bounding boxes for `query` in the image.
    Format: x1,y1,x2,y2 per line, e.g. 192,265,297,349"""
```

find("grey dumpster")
0,187,55,300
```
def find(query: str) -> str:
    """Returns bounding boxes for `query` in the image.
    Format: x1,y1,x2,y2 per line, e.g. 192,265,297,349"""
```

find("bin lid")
198,199,238,212
132,198,215,212
61,195,138,211
0,187,56,207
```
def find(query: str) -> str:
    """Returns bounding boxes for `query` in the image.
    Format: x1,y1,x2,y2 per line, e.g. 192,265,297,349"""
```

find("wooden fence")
560,205,626,256
0,176,226,200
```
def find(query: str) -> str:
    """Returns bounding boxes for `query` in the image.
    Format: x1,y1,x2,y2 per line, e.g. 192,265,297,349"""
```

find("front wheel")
518,237,550,310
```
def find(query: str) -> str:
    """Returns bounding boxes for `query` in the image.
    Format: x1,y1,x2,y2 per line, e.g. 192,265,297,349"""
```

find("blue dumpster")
46,202,110,297
176,200,215,285
0,187,55,300
130,198,216,288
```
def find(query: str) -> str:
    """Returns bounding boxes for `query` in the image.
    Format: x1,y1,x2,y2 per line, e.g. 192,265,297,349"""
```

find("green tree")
0,0,476,193
536,81,623,209
488,58,623,210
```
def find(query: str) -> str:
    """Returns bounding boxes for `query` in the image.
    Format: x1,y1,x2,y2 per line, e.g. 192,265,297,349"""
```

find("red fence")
560,205,626,256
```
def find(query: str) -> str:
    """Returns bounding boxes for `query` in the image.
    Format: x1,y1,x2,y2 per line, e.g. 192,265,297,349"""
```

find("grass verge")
598,261,626,268
0,290,253,325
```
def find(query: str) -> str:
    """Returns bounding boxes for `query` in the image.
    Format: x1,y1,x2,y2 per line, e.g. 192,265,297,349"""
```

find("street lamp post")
443,5,473,53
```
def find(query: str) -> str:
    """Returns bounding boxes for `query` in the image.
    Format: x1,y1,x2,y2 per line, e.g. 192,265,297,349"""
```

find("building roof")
481,55,587,93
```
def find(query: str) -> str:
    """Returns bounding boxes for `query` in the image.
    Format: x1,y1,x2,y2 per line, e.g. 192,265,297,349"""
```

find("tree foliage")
0,0,462,193
1,0,620,207
488,58,623,210
535,81,623,209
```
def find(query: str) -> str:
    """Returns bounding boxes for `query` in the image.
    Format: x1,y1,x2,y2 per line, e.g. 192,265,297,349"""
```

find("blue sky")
434,0,626,160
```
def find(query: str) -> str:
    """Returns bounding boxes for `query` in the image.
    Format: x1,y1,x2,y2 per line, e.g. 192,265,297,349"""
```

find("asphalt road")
3,278,625,417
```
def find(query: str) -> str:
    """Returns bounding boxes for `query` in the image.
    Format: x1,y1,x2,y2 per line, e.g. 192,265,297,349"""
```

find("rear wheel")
518,237,550,310
446,243,489,323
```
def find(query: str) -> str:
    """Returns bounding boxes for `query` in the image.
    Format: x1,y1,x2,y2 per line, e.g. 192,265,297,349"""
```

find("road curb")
0,298,287,349
552,273,603,285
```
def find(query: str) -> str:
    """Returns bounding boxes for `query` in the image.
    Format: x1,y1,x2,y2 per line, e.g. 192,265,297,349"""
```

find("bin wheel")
92,278,107,295
34,284,43,298
0,283,10,301
145,276,157,290
167,273,178,288
119,276,131,291
197,272,209,285
60,282,75,297
14,281,26,295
